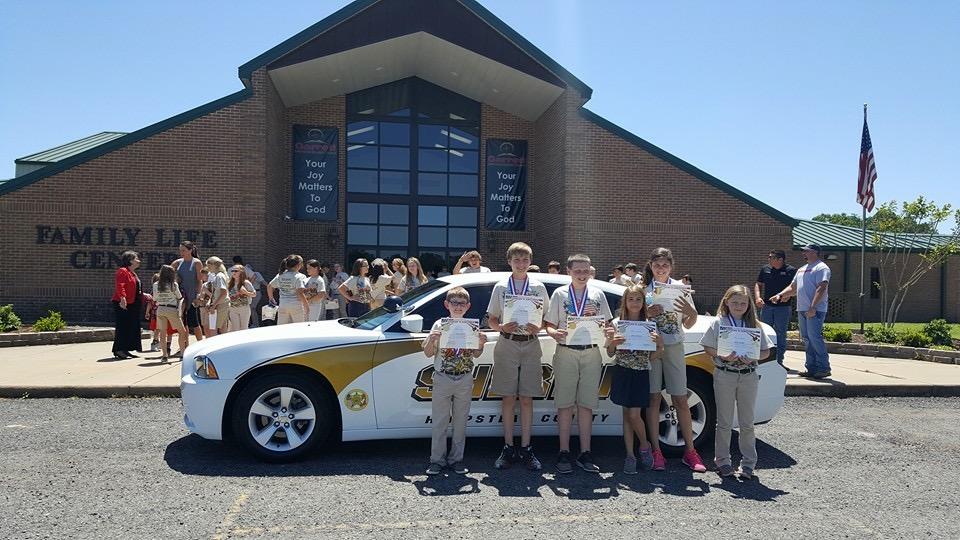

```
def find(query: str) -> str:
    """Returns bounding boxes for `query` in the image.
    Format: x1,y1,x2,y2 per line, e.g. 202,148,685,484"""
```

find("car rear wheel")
231,372,335,462
655,369,716,457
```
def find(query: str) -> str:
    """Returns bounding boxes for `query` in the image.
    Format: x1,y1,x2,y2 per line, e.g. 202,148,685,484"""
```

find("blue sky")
1,1,957,224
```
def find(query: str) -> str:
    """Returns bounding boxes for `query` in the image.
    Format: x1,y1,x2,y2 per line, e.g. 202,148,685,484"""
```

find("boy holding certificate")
422,287,487,475
699,285,773,480
544,254,613,474
486,242,550,471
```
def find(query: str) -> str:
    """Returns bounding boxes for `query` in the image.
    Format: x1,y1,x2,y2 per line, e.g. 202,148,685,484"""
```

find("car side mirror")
400,315,423,333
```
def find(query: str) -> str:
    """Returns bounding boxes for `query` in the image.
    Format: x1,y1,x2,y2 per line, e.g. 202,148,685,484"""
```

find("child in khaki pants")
422,287,487,475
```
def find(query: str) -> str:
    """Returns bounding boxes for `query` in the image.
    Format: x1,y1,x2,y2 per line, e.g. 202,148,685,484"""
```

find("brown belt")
500,332,536,342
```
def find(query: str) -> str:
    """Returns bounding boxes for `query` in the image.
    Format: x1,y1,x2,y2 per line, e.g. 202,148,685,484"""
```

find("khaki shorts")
552,345,603,410
156,306,185,333
490,337,544,398
212,303,229,331
649,342,687,396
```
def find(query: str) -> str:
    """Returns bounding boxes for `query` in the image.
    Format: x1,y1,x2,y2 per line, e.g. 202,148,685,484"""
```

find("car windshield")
351,280,447,330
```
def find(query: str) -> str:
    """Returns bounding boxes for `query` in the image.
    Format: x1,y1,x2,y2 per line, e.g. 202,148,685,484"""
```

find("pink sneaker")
651,449,666,471
682,449,707,473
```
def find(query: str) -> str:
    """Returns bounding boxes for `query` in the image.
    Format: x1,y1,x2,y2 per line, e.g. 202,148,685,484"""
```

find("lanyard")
508,276,529,295
569,284,588,317
726,315,744,328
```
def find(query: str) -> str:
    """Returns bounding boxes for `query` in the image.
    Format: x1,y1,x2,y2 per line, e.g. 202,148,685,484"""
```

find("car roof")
438,271,628,293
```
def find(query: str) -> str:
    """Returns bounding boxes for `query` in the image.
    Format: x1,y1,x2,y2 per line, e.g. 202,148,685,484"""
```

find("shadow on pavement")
164,432,797,499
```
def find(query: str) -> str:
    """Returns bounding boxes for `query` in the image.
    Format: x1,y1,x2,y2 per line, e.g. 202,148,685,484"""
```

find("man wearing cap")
755,250,797,369
770,244,831,378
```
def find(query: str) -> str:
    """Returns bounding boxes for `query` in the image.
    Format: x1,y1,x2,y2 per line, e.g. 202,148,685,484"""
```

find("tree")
869,196,960,328
813,210,938,234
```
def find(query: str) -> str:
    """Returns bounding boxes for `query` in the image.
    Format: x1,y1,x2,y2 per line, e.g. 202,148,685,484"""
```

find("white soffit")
267,32,565,121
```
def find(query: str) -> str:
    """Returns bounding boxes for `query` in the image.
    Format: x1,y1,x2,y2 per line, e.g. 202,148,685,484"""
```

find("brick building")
4,0,821,324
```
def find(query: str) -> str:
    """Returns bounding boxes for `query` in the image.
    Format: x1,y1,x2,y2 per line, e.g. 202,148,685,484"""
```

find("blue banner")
292,126,338,221
484,139,527,230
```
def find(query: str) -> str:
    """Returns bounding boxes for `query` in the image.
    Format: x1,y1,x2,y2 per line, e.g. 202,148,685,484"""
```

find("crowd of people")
109,239,832,476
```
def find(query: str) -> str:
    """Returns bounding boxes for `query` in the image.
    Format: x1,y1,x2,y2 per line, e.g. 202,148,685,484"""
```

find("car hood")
181,320,379,380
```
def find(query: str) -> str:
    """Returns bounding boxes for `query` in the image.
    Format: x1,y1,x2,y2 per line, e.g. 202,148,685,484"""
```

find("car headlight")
193,355,220,379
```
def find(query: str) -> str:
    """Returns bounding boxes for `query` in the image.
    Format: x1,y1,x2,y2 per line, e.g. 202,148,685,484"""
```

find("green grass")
824,322,960,339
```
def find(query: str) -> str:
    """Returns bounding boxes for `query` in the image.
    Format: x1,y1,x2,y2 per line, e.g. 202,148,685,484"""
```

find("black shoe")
798,371,814,378
556,450,573,474
519,445,542,471
811,371,832,379
576,451,600,473
112,351,126,360
125,352,139,358
494,445,516,469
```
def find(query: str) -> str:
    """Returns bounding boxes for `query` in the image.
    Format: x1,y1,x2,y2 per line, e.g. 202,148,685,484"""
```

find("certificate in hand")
440,318,480,350
503,294,543,327
566,316,606,346
717,325,762,360
652,281,692,313
617,320,658,351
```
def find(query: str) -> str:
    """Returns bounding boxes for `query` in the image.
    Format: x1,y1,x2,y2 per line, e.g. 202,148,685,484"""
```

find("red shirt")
112,267,139,303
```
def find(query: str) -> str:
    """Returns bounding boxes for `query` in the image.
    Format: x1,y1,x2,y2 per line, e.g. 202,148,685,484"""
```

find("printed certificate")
440,318,480,350
617,320,658,351
503,294,543,327
566,316,606,346
717,325,762,360
652,281,692,313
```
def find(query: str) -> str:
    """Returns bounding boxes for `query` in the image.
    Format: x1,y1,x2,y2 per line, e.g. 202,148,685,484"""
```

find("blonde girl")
401,257,429,293
640,247,704,473
204,257,230,336
699,285,772,480
389,257,407,294
153,265,187,362
227,264,256,331
605,285,663,474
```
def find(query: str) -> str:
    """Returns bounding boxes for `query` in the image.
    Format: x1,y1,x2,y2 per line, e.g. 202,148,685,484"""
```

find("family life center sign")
292,126,338,221
485,139,527,230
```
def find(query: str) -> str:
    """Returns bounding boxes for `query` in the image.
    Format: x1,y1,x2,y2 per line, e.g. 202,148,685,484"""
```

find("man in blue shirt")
770,244,831,379
755,250,797,368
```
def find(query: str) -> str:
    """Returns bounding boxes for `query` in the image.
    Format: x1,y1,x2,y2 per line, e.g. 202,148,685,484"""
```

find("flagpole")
859,103,867,334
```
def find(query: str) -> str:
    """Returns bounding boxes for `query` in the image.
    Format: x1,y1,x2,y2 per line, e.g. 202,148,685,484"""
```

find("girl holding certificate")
605,285,663,474
699,285,773,480
640,248,704,473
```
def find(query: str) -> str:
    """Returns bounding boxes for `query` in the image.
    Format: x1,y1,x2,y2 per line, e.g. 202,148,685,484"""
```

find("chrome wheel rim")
657,388,707,447
247,386,317,452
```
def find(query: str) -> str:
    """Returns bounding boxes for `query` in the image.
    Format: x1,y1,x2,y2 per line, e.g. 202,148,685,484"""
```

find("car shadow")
164,433,797,500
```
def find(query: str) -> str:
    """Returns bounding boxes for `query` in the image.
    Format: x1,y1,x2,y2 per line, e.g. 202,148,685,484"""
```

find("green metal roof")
15,132,128,165
793,219,955,251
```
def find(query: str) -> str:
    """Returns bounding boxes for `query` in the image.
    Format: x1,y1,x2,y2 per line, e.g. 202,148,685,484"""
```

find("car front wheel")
231,372,334,462
655,369,716,457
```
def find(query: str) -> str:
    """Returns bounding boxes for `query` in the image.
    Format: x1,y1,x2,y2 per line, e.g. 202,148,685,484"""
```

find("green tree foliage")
812,209,938,234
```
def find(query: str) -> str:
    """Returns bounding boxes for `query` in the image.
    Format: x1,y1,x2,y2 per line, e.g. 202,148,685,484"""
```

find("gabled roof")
15,132,128,165
580,108,798,227
237,0,592,100
793,219,955,251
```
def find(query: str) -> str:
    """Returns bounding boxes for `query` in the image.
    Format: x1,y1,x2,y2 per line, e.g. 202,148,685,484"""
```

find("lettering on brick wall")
35,225,219,271
485,139,527,230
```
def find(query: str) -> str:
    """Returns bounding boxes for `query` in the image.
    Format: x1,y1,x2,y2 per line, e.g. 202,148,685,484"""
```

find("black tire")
230,371,335,463
657,368,716,458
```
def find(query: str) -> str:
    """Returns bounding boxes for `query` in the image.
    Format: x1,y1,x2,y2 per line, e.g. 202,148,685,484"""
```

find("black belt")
715,364,756,374
559,344,598,350
159,304,179,308
500,332,536,342
439,370,471,378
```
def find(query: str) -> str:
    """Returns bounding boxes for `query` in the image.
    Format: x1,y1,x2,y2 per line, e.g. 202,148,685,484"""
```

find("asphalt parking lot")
1,397,958,539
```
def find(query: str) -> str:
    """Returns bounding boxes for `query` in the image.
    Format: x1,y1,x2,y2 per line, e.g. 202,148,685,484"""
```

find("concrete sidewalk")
1,339,959,398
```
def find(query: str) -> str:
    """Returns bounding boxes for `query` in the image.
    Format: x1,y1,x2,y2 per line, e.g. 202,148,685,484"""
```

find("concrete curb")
0,386,180,399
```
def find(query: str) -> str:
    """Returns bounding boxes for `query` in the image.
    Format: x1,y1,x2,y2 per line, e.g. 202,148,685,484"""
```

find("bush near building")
33,311,67,332
0,304,22,332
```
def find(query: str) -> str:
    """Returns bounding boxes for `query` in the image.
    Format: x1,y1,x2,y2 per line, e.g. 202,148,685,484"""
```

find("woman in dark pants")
111,251,143,359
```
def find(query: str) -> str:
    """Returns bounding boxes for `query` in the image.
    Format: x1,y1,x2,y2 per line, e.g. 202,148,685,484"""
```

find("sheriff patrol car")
181,273,786,462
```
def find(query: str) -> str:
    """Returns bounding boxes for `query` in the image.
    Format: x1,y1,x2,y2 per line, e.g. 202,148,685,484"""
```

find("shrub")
929,344,956,351
865,325,898,344
922,319,953,346
897,330,932,348
0,304,22,332
823,326,852,343
788,321,799,332
33,311,67,332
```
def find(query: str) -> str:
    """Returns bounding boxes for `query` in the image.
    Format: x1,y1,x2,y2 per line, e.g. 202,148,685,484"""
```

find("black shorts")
609,365,651,408
185,306,201,329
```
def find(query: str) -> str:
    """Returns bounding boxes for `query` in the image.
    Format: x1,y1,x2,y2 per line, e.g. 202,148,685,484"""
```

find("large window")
345,78,480,270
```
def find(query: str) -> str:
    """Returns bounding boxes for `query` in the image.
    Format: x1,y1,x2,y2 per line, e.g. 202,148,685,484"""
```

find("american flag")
857,108,877,212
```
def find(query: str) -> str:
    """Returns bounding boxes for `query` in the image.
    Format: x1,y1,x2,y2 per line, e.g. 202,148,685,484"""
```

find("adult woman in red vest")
111,251,143,359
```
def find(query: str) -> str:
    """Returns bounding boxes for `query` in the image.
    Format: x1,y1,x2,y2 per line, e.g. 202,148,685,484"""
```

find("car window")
353,280,446,330
388,284,493,333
